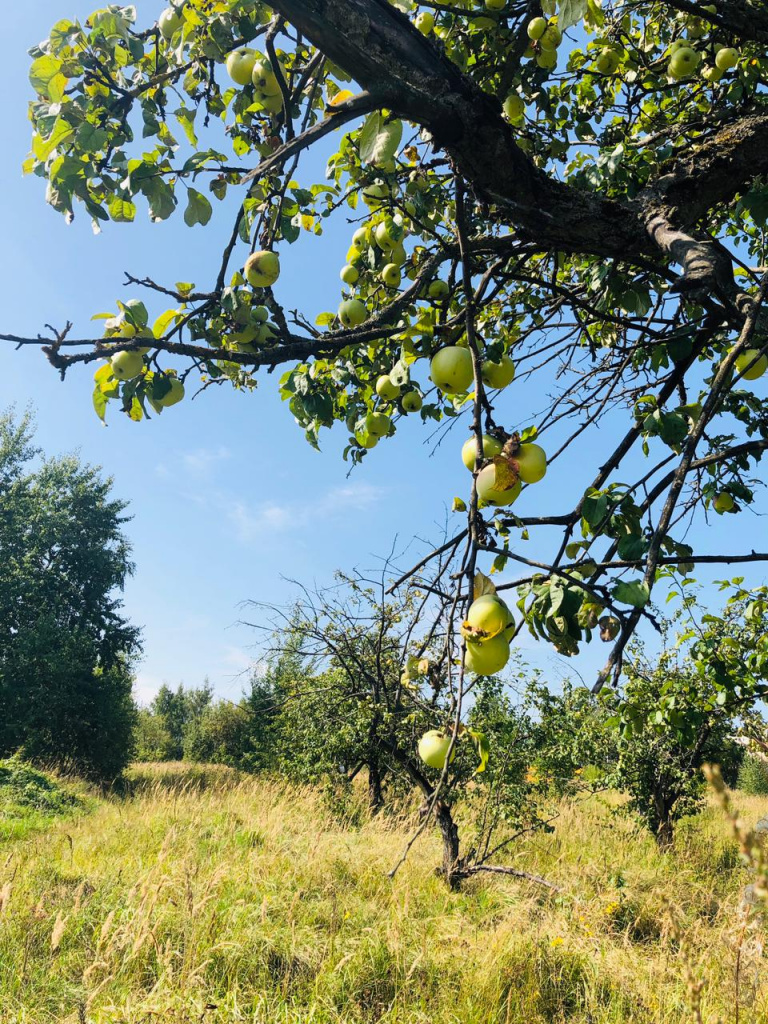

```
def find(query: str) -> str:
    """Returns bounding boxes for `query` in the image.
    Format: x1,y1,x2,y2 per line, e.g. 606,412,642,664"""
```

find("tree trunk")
435,801,461,887
367,761,383,813
655,817,674,850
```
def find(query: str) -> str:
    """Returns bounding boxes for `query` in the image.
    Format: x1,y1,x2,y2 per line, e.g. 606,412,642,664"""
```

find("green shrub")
737,753,768,795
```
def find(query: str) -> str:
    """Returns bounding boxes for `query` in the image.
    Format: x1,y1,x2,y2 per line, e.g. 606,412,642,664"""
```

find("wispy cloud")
228,482,384,541
156,445,231,479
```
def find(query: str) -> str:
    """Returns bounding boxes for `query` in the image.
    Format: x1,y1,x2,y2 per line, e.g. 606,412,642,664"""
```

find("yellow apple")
481,355,515,389
418,730,455,769
340,264,359,285
252,60,281,96
476,464,521,506
376,375,401,401
512,442,547,483
110,350,144,380
159,7,183,39
226,48,256,86
338,298,367,328
466,594,510,638
735,349,768,380
245,250,280,288
381,263,401,288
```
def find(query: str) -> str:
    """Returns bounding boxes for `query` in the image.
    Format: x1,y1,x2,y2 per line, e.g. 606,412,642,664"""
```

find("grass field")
0,760,766,1023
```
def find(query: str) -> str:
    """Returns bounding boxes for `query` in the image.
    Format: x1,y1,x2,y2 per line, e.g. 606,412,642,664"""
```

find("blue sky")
2,3,766,704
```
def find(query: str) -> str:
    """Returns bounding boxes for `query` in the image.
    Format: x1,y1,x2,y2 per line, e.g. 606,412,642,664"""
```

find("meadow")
0,760,766,1024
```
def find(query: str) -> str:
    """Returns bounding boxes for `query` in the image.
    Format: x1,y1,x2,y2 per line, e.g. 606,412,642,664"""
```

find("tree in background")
0,410,140,781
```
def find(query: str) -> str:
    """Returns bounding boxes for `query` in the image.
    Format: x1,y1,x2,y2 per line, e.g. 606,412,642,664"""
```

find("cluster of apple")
462,591,514,677
355,373,424,450
462,433,547,507
224,46,284,114
102,319,185,409
339,210,411,309
525,16,564,71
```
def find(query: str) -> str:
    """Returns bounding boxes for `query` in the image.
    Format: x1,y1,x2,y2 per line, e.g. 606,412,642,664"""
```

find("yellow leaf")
492,455,520,492
329,90,355,107
473,570,496,600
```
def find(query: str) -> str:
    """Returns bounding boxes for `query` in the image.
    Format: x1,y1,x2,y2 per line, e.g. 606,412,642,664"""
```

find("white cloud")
155,445,231,480
133,672,164,706
227,482,383,541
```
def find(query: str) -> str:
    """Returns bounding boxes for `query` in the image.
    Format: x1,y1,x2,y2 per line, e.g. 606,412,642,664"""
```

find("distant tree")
0,410,140,781
149,681,213,760
183,700,256,767
133,708,175,762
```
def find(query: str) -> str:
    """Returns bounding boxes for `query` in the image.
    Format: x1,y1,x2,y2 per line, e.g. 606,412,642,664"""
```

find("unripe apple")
245,250,280,288
701,64,724,82
376,375,401,401
414,11,435,34
157,377,185,408
461,434,503,471
252,60,281,95
512,442,547,484
159,7,183,39
536,49,557,69
713,491,734,513
356,431,379,449
503,93,525,120
476,464,521,506
256,91,283,114
110,350,144,380
481,355,516,390
668,46,700,78
715,46,739,71
366,411,391,437
338,298,368,328
381,263,401,289
431,347,473,395
466,594,510,638
340,264,359,285
418,730,455,769
402,390,423,413
351,226,369,249
465,633,511,675
595,48,620,74
362,181,390,207
485,0,506,9
735,348,768,380
428,279,450,300
686,16,707,38
527,16,547,39
226,48,256,86
374,218,400,250
390,243,408,267
252,305,270,323
539,24,562,50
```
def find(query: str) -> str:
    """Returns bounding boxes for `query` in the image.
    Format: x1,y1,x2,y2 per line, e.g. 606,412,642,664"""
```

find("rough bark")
268,0,768,315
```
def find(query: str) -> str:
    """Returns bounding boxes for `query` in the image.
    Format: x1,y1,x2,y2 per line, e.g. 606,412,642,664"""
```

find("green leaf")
558,0,588,30
466,729,490,773
184,189,213,227
613,580,650,608
358,113,403,166
29,56,67,101
108,196,136,223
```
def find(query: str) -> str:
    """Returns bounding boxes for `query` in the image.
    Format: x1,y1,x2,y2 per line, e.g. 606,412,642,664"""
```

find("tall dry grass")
0,762,765,1023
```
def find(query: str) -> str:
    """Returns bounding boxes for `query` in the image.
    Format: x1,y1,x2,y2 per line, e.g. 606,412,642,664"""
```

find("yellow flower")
550,936,564,947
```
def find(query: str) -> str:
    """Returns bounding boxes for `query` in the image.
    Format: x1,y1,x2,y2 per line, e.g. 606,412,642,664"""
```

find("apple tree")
7,0,768,866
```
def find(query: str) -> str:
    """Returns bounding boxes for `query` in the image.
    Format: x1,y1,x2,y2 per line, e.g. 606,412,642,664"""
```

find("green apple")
701,64,724,82
226,48,256,86
159,7,183,39
539,24,562,49
401,390,423,413
418,730,455,769
485,0,506,9
503,93,525,120
376,374,401,401
252,60,281,95
431,346,474,394
156,377,185,408
465,633,511,675
252,305,269,323
245,250,280,288
381,263,401,288
713,491,734,514
481,355,516,390
735,348,768,380
110,350,144,380
338,298,367,328
686,16,708,38
374,218,400,250
390,243,408,267
415,11,435,34
527,16,547,39
536,49,557,69
466,594,510,638
340,264,359,285
256,91,283,114
461,434,503,471
351,226,369,249
668,46,699,78
476,464,521,506
512,442,547,484
428,279,450,300
356,431,379,449
366,411,391,437
715,47,739,70
362,181,390,207
595,48,620,74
